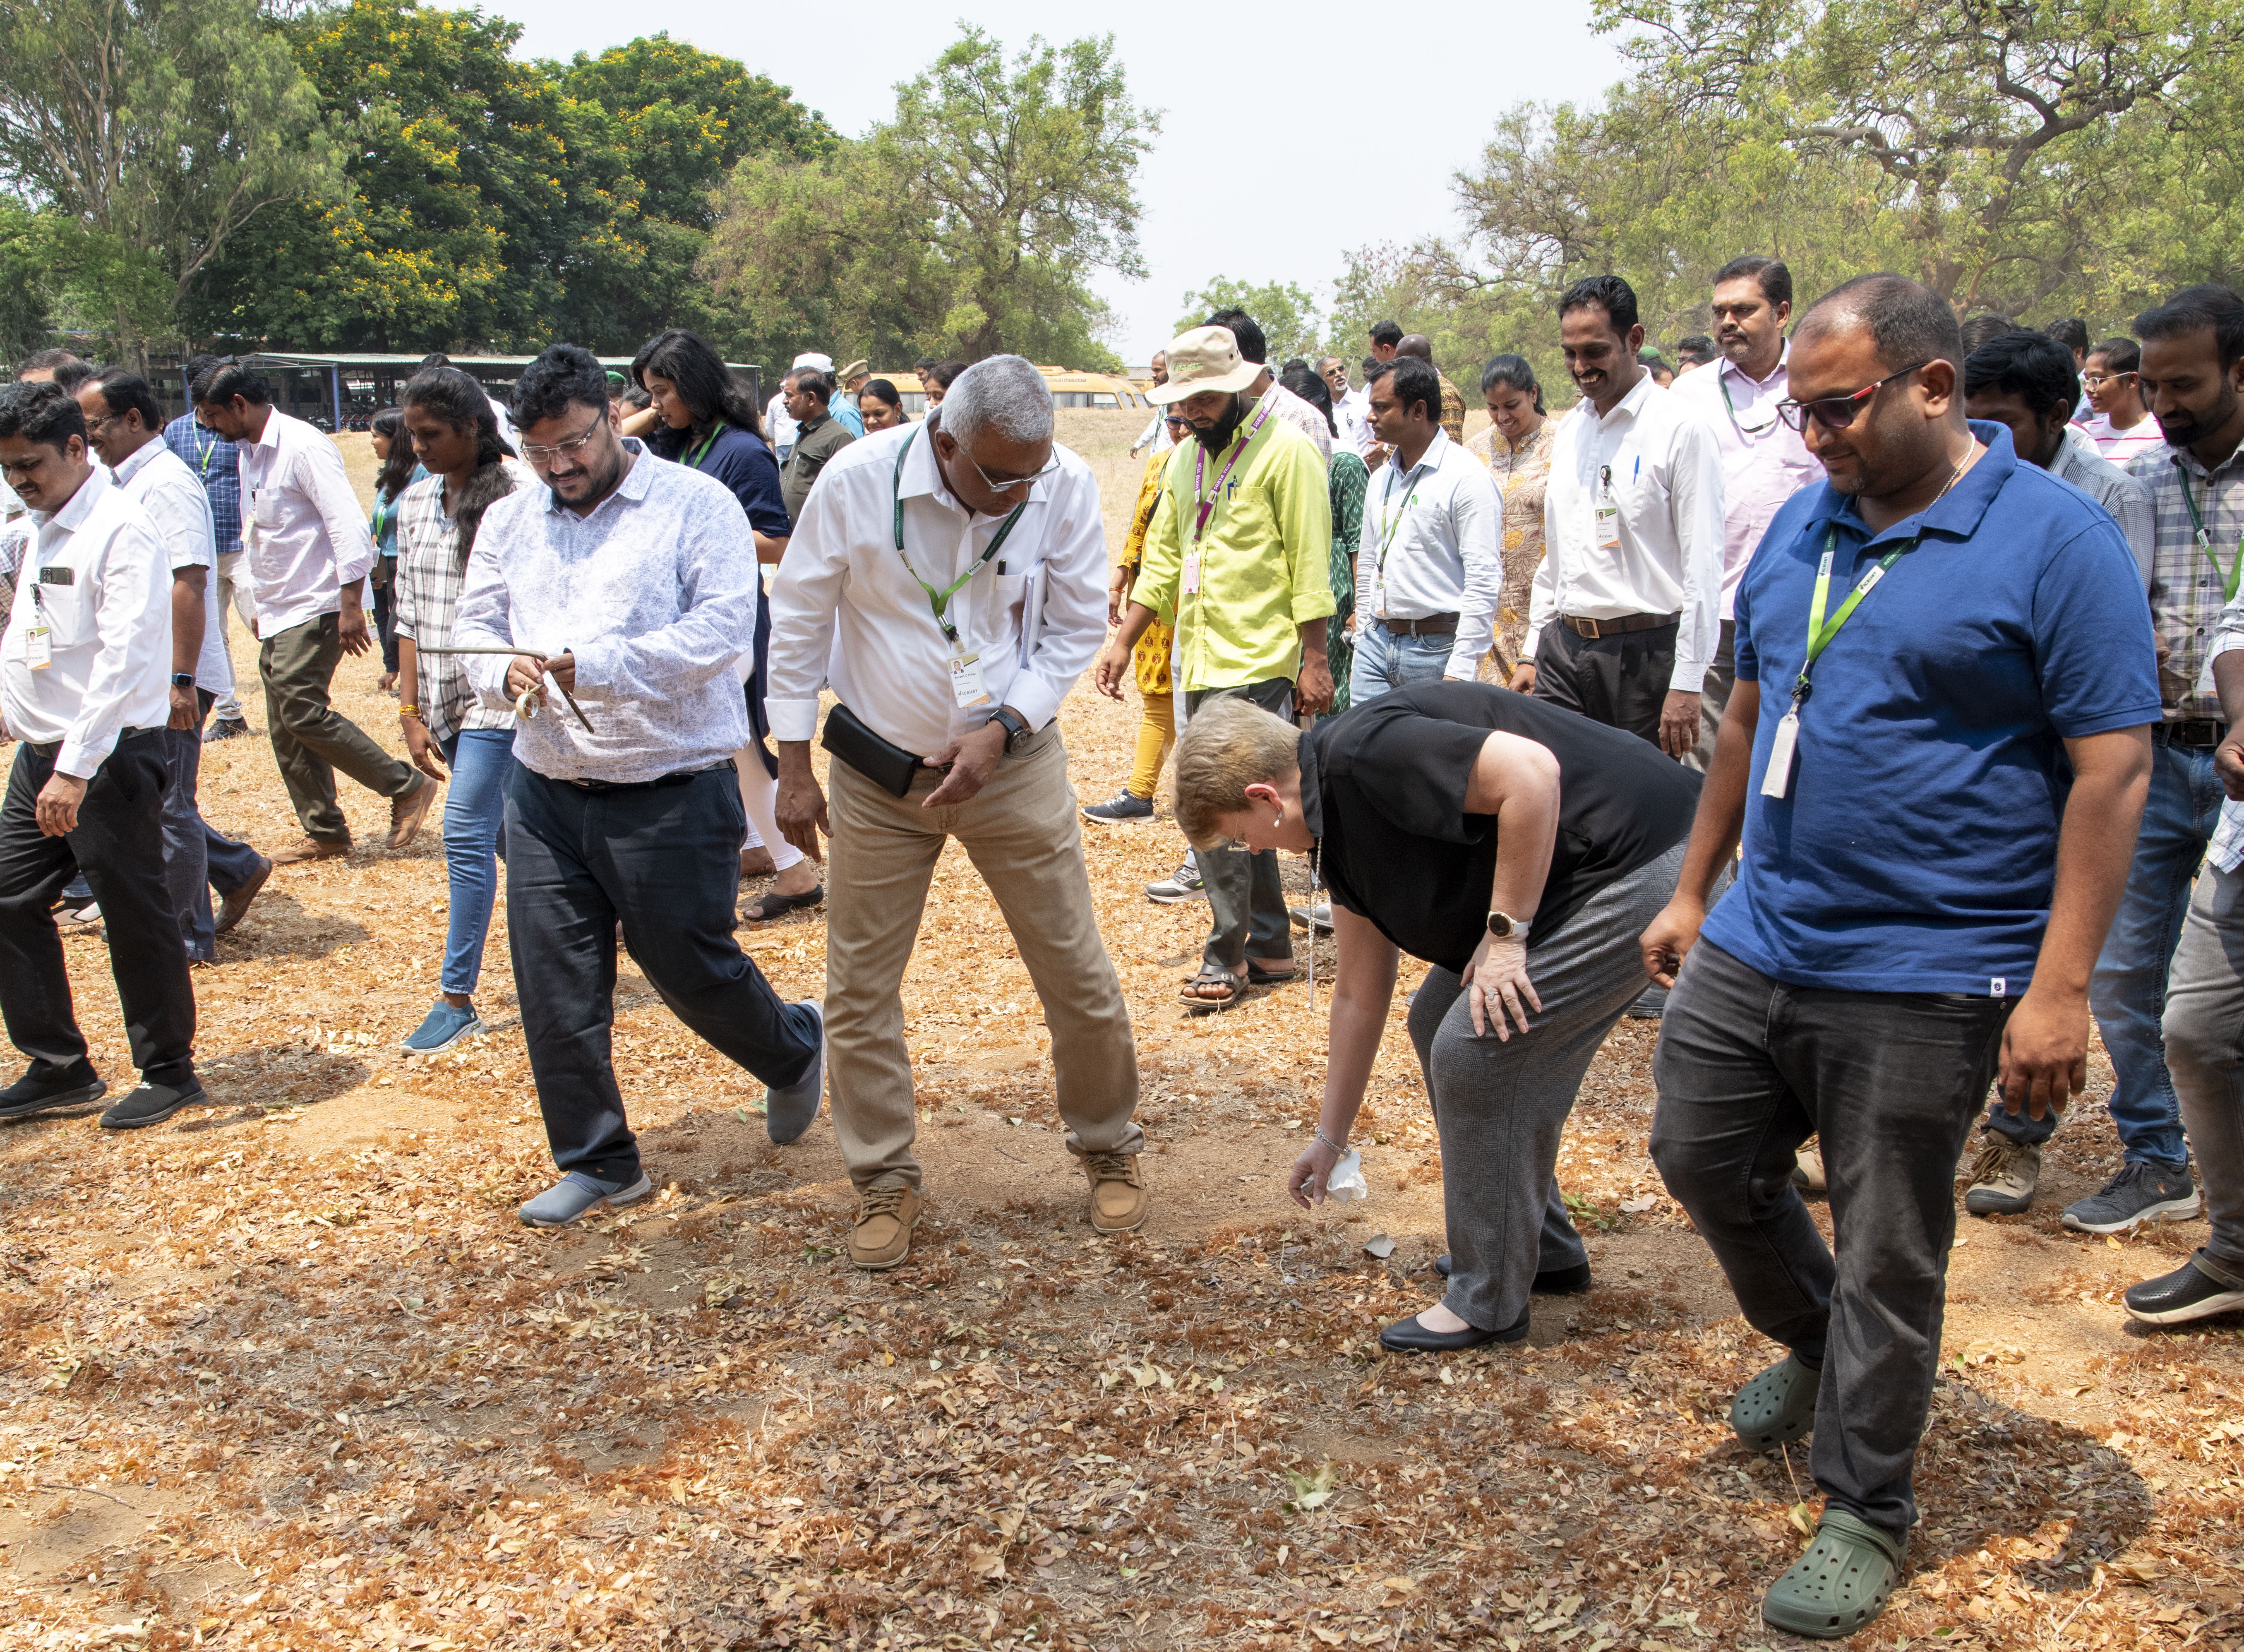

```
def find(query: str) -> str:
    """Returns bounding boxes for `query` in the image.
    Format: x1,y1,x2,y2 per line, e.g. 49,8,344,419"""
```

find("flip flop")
738,884,826,924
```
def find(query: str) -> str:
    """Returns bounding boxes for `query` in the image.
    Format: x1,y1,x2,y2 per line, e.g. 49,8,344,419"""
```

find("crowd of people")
0,258,2239,1639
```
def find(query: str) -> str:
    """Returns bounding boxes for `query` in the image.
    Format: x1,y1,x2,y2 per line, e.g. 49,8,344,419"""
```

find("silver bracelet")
1314,1128,1346,1153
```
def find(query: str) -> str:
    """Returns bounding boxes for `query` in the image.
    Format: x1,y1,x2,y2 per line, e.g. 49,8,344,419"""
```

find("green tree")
184,0,631,352
703,25,1156,370
0,0,339,362
1177,276,1320,365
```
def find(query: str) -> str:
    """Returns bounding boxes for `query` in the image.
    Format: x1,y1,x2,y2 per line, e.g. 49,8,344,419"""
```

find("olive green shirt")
1134,411,1335,691
781,413,855,523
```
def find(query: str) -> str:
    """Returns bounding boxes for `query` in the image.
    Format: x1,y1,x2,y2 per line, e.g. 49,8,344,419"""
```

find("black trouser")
0,732,197,1090
1182,677,1294,972
1650,940,2013,1540
1531,617,1678,747
505,763,819,1186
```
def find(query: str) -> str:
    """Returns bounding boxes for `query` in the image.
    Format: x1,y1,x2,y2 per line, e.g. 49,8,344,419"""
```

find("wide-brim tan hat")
1148,325,1263,403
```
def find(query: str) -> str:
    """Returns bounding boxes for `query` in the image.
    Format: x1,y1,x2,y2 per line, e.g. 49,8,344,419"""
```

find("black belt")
1377,612,1459,636
1561,611,1680,639
558,759,734,794
2154,719,2228,749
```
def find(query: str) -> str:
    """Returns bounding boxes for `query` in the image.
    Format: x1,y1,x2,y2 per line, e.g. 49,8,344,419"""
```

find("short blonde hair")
1173,696,1303,850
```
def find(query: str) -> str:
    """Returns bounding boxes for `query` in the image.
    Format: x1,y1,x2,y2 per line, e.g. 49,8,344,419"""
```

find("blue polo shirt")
1701,421,2160,995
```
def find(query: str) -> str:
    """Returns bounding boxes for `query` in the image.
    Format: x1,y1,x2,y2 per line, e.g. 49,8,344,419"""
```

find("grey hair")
941,355,1055,447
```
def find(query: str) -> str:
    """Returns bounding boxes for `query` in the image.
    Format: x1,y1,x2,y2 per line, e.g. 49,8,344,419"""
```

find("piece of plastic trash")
1325,1148,1368,1203
1363,1232,1396,1259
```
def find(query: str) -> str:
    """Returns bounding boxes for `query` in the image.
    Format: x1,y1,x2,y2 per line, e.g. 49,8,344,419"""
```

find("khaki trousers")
825,723,1141,1190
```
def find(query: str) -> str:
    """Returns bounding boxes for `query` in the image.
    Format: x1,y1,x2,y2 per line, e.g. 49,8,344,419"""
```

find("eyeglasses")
1775,361,1931,433
961,447,1060,493
2082,370,2137,389
518,415,607,465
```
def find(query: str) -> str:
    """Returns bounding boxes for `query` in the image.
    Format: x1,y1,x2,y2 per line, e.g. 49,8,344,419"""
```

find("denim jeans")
163,689,267,961
1984,740,2213,1168
438,729,514,997
1652,939,2014,1540
504,763,818,1186
1349,620,1457,704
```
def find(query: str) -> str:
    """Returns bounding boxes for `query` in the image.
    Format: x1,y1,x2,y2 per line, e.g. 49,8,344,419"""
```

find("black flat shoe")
1379,1309,1530,1353
1433,1253,1594,1294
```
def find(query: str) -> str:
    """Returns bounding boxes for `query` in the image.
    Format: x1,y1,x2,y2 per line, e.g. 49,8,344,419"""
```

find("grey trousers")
1651,939,2014,1539
1687,618,1735,774
2158,861,2244,1290
1418,841,1685,1331
1183,677,1294,972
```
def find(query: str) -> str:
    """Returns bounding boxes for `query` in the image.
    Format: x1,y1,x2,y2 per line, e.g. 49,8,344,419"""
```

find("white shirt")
237,407,377,636
1667,346,1823,620
767,391,800,452
2051,423,2157,591
2082,411,2167,467
1354,428,1505,678
767,420,1109,758
1526,371,1727,693
112,439,230,697
1,468,171,777
1332,385,1374,457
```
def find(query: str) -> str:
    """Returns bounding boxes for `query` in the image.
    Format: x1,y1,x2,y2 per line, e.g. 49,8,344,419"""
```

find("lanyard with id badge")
24,565,72,669
891,427,1027,708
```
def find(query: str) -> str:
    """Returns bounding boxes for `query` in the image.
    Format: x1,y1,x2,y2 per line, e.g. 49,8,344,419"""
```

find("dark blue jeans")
504,763,818,1186
1651,939,2013,1541
1983,740,2213,1169
165,689,266,961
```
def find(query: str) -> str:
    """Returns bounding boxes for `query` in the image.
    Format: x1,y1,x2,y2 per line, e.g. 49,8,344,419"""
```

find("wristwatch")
1486,910,1531,940
169,672,195,688
990,706,1030,753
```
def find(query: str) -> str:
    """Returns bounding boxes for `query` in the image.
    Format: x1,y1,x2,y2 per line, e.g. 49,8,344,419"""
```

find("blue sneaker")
766,1000,825,1144
401,1000,482,1054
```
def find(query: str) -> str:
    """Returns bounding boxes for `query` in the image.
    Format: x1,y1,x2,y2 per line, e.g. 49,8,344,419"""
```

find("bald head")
1394,334,1435,362
1795,273,1963,383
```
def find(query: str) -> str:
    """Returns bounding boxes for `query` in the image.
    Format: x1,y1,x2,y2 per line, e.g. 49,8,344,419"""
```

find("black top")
1300,682,1702,972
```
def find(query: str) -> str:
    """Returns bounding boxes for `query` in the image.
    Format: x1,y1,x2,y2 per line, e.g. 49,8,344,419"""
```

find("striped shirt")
393,463,536,743
2129,439,2244,722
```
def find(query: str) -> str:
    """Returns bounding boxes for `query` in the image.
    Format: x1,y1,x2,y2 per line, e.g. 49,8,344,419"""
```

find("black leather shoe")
1433,1253,1594,1294
1379,1309,1530,1353
0,1070,106,1121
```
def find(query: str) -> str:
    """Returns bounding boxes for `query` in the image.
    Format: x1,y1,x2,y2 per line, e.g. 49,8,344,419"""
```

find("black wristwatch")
990,706,1031,753
169,672,196,688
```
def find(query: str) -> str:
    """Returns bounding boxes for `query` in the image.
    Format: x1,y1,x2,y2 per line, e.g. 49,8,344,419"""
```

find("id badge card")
947,651,991,708
24,622,50,670
1761,708,1801,798
1182,550,1202,595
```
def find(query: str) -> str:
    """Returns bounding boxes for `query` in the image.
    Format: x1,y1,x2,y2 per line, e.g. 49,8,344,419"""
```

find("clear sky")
488,0,1630,366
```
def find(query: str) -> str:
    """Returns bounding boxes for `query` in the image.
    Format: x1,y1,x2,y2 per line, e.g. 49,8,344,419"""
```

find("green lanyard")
686,422,725,469
891,427,1027,647
1795,525,1918,706
2179,472,2243,602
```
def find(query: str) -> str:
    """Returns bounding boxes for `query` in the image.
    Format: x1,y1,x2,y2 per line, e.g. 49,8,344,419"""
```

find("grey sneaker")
1145,858,1205,904
2061,1161,2201,1234
1963,1136,2040,1216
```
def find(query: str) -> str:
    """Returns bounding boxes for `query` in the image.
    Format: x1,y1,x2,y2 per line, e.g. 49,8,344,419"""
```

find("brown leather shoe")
214,853,274,935
270,836,348,865
386,774,439,850
1084,1151,1149,1233
850,1183,922,1271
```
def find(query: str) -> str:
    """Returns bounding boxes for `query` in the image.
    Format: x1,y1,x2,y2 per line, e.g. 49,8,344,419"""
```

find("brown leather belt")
1377,612,1459,636
1561,611,1680,639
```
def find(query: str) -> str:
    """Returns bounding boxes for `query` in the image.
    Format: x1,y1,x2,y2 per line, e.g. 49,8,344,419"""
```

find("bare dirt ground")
0,409,2238,1650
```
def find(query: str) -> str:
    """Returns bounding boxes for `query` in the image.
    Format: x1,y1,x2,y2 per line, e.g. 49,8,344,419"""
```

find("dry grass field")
0,410,2237,1651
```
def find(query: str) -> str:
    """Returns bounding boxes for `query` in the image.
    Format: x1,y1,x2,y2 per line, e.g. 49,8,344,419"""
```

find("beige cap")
1147,326,1262,403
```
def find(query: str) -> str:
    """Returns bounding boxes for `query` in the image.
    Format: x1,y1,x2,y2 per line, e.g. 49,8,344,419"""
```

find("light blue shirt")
454,439,760,784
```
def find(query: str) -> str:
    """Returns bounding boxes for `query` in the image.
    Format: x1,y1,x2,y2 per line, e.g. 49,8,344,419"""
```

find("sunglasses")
1776,361,1930,433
